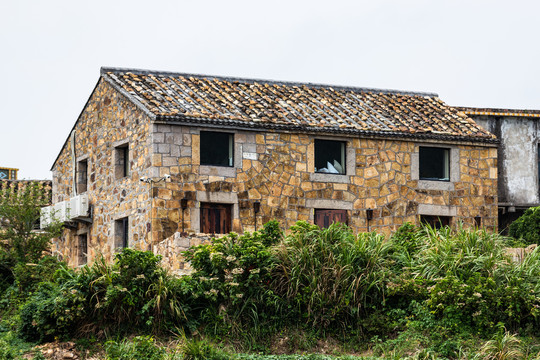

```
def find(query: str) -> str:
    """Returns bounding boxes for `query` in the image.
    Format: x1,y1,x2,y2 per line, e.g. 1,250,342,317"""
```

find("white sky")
1,0,539,180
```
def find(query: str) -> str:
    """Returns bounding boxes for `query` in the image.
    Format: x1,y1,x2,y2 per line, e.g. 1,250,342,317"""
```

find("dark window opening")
77,159,88,194
538,144,540,196
419,147,450,181
78,234,88,265
200,203,232,234
420,215,451,229
200,132,234,167
315,139,346,174
314,209,348,229
115,217,129,249
115,144,129,179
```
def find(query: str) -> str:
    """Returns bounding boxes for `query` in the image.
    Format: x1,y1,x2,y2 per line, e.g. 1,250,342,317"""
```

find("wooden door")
315,209,348,229
200,203,232,234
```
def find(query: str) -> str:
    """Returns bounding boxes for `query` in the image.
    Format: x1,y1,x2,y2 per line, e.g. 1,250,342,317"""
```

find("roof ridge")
100,66,439,98
456,106,540,115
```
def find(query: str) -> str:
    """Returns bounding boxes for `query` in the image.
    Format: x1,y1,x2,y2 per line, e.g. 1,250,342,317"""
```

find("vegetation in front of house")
1,184,539,359
509,205,540,246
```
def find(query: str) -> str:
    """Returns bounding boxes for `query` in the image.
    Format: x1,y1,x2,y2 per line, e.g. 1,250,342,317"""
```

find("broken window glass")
200,131,234,167
419,147,450,181
315,139,346,174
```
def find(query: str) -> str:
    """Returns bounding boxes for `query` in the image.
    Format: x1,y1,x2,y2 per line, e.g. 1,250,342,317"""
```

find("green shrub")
13,255,65,293
105,335,166,360
181,338,231,360
18,249,193,340
183,221,282,338
18,279,85,342
509,206,540,246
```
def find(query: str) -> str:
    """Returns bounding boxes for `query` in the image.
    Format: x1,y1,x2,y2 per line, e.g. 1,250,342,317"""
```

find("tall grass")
271,221,390,328
411,224,510,280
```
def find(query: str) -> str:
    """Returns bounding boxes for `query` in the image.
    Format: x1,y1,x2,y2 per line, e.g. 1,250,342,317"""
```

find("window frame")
314,209,348,229
114,143,130,179
200,131,235,168
419,146,450,182
199,202,232,235
420,214,451,229
114,217,129,250
77,158,88,194
78,233,88,266
314,139,347,175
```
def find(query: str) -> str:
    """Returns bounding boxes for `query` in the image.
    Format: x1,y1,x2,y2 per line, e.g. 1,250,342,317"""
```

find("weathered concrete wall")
473,116,539,206
51,79,154,266
150,124,498,241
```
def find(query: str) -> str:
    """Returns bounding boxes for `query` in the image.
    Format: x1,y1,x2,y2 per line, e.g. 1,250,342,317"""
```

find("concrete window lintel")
417,204,457,217
306,199,353,221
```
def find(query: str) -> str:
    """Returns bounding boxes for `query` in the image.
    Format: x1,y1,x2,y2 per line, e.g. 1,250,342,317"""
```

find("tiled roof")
456,106,540,118
102,67,496,143
0,180,52,206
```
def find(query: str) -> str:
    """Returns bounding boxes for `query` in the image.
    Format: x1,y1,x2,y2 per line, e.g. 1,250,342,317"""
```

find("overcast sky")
1,0,539,180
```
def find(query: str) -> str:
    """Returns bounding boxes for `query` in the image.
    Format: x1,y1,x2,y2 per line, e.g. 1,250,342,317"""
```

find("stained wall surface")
474,116,540,206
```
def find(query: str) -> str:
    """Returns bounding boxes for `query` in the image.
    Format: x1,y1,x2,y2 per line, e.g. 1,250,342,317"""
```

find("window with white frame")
314,139,346,175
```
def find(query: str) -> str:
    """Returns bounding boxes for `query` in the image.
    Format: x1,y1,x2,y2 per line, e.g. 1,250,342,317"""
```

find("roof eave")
154,114,499,145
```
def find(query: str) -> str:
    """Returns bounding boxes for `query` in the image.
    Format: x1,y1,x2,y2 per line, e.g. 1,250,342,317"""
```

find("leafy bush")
19,249,193,340
183,220,283,338
0,182,63,265
181,338,231,360
105,335,166,360
271,221,390,328
509,206,540,246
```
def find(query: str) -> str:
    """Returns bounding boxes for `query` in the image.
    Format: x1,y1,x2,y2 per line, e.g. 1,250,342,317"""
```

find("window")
115,217,129,249
78,234,88,265
115,144,129,179
314,209,348,228
538,144,540,195
77,159,88,193
419,147,450,181
315,139,345,174
200,203,232,234
420,215,451,229
200,131,234,167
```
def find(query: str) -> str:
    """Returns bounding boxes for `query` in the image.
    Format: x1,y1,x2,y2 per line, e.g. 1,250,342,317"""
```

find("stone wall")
150,125,498,241
153,231,213,275
51,79,154,266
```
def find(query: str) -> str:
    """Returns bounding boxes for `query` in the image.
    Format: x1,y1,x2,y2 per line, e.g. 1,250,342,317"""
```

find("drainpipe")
71,131,77,196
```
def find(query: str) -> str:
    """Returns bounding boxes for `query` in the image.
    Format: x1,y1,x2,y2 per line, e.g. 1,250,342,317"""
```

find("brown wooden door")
315,209,348,229
420,215,451,229
200,203,232,234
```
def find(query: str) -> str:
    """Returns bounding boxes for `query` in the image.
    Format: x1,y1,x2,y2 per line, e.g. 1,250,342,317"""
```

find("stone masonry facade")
151,124,498,238
50,69,499,268
52,79,154,265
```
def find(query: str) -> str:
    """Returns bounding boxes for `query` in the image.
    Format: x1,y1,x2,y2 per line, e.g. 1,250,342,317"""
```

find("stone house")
458,107,540,232
48,67,498,268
